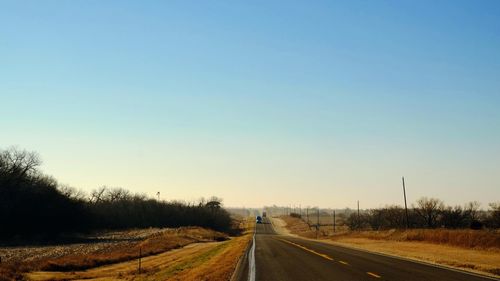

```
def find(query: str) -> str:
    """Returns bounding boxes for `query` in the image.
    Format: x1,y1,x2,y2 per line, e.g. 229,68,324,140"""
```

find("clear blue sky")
1,1,499,208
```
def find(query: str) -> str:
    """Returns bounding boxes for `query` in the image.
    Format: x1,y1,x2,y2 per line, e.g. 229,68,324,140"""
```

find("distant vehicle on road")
262,211,267,217
256,215,263,224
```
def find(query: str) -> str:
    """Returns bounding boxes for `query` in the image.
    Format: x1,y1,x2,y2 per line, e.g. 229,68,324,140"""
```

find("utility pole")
402,177,409,229
357,200,360,230
316,208,320,239
306,208,309,225
333,210,336,233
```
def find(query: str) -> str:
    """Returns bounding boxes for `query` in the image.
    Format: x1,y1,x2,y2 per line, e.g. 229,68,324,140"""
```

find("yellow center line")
278,239,334,261
276,239,380,279
367,272,382,278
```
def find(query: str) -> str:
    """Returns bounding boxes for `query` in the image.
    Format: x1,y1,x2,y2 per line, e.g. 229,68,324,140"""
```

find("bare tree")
90,186,131,203
206,196,223,210
0,147,41,180
464,201,481,222
487,202,500,228
1,146,235,238
58,185,87,201
414,197,444,228
440,205,465,228
106,187,131,202
383,205,406,228
90,186,108,203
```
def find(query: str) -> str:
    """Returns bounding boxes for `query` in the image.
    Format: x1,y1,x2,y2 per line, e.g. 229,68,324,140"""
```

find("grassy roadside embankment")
26,218,254,281
273,216,500,278
154,219,253,281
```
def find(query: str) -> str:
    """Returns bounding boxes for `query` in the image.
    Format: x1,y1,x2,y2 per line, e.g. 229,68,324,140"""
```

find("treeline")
0,147,232,240
346,197,500,230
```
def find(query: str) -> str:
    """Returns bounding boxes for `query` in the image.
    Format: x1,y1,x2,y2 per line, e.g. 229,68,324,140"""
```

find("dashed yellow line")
278,239,334,261
277,239,383,279
367,272,382,278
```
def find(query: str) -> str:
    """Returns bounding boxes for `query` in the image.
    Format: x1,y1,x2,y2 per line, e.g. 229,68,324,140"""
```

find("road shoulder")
269,217,298,237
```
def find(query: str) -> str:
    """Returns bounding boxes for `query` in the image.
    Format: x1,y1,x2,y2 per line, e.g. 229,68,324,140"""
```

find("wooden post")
138,247,142,273
333,210,336,233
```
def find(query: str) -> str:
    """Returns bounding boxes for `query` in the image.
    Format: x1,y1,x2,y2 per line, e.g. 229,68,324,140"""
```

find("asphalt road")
233,217,498,281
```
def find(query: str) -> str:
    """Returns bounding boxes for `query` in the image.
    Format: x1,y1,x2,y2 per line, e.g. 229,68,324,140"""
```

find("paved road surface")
233,217,498,281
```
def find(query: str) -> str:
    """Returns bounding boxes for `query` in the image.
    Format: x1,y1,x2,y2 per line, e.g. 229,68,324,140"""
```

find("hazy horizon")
1,1,499,209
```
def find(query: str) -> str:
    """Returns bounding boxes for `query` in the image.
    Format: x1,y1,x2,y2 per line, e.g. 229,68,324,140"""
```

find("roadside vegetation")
38,227,228,272
345,198,500,231
0,146,246,281
25,218,254,281
1,227,227,281
265,197,499,233
0,147,233,242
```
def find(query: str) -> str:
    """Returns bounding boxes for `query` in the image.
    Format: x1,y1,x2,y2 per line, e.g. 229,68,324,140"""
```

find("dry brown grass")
279,215,349,238
167,218,254,281
0,227,227,280
38,227,227,272
335,228,500,250
152,234,251,281
28,242,221,281
279,216,316,238
279,215,500,250
0,262,29,281
26,219,254,281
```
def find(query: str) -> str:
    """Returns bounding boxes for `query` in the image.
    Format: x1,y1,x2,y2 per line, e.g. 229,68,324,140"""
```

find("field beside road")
279,215,349,238
1,218,253,281
274,216,500,278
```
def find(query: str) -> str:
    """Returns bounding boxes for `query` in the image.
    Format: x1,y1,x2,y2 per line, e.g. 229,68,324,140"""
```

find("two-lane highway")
234,217,498,281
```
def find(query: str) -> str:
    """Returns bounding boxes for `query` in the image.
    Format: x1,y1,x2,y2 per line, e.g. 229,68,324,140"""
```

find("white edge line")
248,223,256,281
